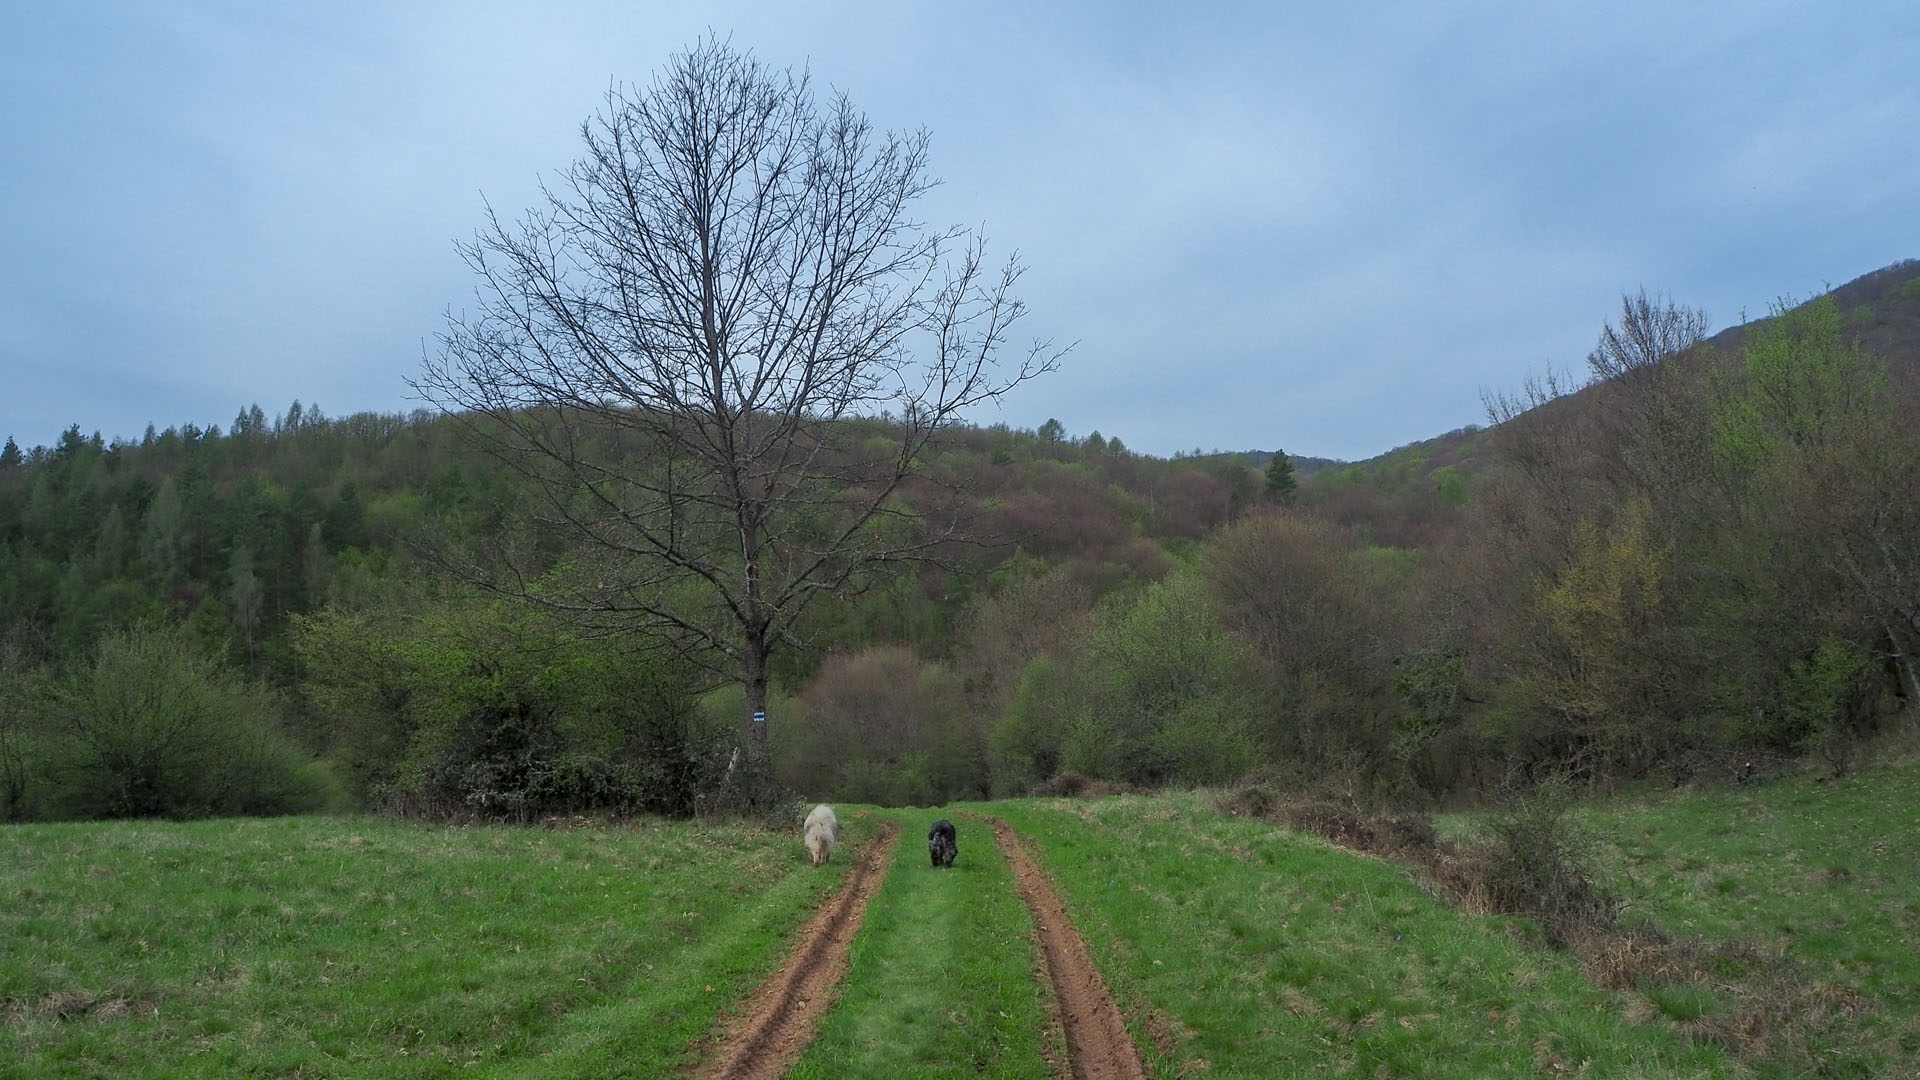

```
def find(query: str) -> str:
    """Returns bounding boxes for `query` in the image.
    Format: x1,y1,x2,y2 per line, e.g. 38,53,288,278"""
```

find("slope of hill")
0,398,1308,820
1301,259,1920,547
3,259,1915,822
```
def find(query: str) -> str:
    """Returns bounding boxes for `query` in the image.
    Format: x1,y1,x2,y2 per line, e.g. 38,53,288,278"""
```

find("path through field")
697,823,900,1080
694,813,1147,1080
989,817,1148,1080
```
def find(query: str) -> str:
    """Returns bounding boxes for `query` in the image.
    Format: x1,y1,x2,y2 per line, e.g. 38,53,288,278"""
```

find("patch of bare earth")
989,818,1148,1080
695,822,899,1080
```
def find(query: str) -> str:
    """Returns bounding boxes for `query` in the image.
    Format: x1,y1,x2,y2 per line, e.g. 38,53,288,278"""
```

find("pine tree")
1264,449,1297,501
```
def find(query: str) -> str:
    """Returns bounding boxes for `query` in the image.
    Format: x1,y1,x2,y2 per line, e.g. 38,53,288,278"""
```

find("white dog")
803,804,840,867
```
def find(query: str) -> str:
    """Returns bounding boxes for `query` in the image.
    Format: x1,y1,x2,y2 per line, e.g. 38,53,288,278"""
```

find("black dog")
929,819,958,868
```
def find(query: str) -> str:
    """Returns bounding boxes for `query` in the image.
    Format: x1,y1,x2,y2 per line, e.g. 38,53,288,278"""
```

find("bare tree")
1585,288,1710,386
1585,289,1713,503
415,40,1061,794
1484,290,1713,515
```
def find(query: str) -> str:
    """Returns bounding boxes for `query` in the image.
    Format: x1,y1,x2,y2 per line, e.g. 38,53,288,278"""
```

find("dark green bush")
297,602,721,820
37,627,342,820
0,647,48,821
989,656,1067,795
1784,638,1877,775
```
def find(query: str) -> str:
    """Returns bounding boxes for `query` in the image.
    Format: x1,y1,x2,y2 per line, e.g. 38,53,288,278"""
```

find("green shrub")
1151,698,1258,785
988,656,1067,795
296,602,719,819
1062,700,1133,780
39,627,342,820
1068,572,1247,786
1783,638,1876,773
0,649,49,821
1474,783,1618,946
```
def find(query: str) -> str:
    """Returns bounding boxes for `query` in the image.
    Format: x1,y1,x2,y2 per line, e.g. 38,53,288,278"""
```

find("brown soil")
696,822,899,1080
989,818,1148,1080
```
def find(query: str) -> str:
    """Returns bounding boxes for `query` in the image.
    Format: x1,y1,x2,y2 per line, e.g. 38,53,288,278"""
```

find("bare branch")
412,38,1060,782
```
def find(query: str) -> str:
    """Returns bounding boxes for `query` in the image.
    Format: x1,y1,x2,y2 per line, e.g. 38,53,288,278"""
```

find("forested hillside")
3,262,1917,821
0,395,1287,819
1286,263,1920,792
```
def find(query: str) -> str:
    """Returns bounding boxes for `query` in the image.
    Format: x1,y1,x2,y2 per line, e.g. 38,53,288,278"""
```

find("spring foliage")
15,626,340,820
3,269,1919,812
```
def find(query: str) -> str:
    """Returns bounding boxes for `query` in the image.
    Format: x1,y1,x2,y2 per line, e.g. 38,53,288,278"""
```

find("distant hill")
1703,258,1920,362
1299,259,1920,546
7,258,1915,673
1243,450,1345,477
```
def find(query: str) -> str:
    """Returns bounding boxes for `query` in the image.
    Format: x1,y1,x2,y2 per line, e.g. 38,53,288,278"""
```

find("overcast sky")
3,2,1916,462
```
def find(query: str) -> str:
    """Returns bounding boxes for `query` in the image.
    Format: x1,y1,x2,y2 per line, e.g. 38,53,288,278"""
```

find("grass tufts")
0,813,872,1079
788,811,1054,1080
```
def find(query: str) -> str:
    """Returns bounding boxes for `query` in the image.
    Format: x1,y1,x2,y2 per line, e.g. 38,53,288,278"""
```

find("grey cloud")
2,1,1915,461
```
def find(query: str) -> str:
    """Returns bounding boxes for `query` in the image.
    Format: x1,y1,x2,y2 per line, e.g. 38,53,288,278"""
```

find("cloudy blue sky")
3,2,1916,461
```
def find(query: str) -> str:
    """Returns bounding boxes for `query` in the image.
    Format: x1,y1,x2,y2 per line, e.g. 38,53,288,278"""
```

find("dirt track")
696,822,899,1080
990,818,1148,1080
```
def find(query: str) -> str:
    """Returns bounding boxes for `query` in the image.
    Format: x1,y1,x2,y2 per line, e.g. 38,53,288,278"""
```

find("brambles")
1471,786,1619,946
1215,778,1615,946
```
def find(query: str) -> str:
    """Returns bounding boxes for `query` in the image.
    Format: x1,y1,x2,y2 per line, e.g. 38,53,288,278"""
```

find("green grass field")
788,813,1056,1080
7,763,1919,1079
986,794,1731,1079
0,812,881,1079
1577,760,1920,1077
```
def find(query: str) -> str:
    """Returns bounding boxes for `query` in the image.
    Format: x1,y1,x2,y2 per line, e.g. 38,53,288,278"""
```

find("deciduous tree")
416,40,1060,797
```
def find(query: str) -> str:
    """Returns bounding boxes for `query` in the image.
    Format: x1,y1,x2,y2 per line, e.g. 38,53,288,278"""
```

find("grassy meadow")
0,811,885,1079
1576,759,1920,1077
6,760,1919,1079
986,795,1732,1079
787,814,1056,1080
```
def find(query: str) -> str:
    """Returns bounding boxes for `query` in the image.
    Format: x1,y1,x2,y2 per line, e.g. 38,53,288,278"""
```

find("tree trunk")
1890,624,1920,709
744,640,772,805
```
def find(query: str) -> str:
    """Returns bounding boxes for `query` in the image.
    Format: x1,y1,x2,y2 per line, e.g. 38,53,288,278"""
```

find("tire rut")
988,818,1148,1080
695,821,900,1080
